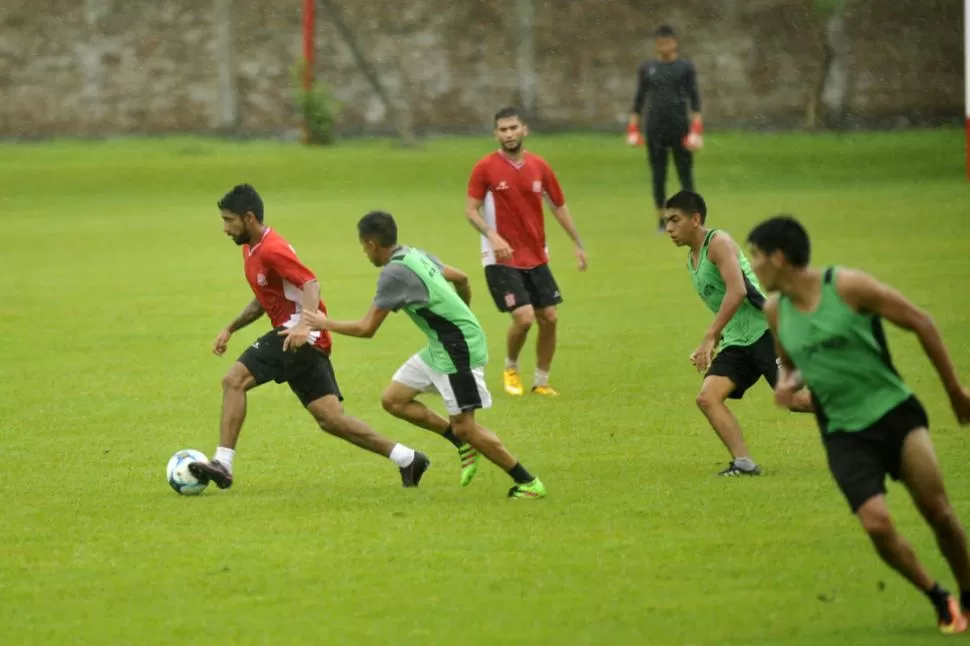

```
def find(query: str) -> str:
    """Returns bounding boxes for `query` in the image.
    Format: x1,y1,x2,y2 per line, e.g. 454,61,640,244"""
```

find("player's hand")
574,244,588,271
212,328,232,356
690,335,717,373
488,232,514,261
300,309,328,330
279,323,311,352
947,385,970,425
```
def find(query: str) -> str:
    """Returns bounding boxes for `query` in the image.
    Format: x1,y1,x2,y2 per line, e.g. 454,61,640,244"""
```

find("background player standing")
664,191,812,476
466,106,587,397
628,25,703,232
192,184,429,490
286,211,547,499
748,215,970,635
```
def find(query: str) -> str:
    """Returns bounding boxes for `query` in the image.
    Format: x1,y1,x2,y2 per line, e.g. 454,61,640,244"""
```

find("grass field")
1,128,968,645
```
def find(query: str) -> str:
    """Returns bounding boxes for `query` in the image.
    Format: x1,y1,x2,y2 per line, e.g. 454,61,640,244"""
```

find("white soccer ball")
167,449,210,496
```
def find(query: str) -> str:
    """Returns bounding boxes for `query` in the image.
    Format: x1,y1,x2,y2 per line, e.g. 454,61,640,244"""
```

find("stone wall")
0,0,961,136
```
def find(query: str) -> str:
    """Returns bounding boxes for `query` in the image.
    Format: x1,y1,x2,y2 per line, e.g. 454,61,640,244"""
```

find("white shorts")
391,354,492,416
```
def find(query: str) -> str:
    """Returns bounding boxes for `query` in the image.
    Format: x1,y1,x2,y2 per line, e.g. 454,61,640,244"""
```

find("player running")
283,211,546,499
747,215,970,635
664,191,812,476
465,106,587,397
192,184,429,490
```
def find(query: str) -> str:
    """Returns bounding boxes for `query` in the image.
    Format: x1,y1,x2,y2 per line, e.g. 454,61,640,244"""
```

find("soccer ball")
166,449,210,495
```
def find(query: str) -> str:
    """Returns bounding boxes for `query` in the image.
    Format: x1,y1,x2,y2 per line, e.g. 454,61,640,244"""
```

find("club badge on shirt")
257,273,268,287
532,180,542,193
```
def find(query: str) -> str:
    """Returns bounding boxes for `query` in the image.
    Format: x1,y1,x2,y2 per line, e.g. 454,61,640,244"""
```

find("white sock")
734,456,756,471
505,357,518,371
214,447,235,474
534,369,549,387
389,443,415,468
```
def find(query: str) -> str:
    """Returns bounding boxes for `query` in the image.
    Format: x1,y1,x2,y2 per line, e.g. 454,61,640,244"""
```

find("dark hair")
494,106,523,125
218,184,264,223
664,190,707,223
654,25,677,39
746,215,811,268
357,211,398,247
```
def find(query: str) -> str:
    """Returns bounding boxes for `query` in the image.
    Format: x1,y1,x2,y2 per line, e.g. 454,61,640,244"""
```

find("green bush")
292,62,339,146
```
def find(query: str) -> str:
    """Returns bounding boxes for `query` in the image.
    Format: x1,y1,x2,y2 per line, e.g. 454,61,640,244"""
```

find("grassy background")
1,128,968,645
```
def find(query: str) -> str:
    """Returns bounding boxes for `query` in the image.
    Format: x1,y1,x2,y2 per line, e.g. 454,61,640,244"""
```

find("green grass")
1,128,968,645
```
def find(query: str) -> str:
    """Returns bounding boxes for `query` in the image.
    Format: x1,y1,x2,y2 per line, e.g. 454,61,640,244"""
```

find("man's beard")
231,232,250,246
503,140,523,154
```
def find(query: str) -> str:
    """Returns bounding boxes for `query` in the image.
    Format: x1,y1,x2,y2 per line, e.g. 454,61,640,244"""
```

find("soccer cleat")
938,596,968,634
531,385,559,397
399,451,431,488
458,443,480,487
189,459,233,489
718,460,762,477
508,478,547,499
504,369,524,396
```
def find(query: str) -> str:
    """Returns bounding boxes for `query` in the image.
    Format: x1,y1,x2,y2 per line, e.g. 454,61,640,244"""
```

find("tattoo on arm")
229,299,264,332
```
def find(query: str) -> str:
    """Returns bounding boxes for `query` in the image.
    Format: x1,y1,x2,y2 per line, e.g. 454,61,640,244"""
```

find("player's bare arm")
550,204,588,271
465,196,512,260
691,234,745,372
837,269,970,423
319,305,391,340
214,298,264,356
442,264,472,305
764,295,805,407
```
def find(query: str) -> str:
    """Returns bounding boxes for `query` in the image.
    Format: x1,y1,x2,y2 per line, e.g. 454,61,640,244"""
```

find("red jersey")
467,150,566,269
242,228,332,354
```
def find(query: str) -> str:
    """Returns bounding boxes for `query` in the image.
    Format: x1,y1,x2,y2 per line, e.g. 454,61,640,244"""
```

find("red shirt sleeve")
467,161,489,201
263,243,316,287
541,161,566,208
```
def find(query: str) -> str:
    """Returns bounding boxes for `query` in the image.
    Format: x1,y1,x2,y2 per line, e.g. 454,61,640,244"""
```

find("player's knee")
695,391,719,413
380,391,407,416
922,496,956,529
511,307,535,329
536,308,558,327
859,508,895,541
221,370,248,393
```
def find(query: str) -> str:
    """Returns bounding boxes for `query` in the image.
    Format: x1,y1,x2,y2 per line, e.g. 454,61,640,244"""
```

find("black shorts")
237,327,343,407
822,395,928,513
484,264,563,313
705,331,779,399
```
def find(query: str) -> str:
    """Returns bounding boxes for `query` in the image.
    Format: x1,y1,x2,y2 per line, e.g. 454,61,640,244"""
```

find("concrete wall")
0,0,961,136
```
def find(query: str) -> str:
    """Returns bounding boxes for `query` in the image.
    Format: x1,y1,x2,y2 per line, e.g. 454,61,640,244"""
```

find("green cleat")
458,443,480,487
508,478,546,499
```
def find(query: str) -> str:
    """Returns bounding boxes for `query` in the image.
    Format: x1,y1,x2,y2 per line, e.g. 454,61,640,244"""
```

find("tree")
318,0,417,146
805,0,850,129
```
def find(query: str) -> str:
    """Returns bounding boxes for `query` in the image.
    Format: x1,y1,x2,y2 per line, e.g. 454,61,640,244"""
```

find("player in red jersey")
189,184,430,490
465,106,588,397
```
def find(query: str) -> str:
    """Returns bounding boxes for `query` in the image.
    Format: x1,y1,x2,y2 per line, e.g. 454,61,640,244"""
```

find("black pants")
647,130,694,211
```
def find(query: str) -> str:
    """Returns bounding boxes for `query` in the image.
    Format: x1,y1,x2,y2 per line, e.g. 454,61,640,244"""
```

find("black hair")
217,184,264,223
746,215,811,268
664,190,707,223
654,25,677,39
494,106,523,125
357,211,398,247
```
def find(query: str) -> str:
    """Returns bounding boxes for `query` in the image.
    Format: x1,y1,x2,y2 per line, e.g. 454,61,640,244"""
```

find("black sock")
925,582,950,613
441,426,463,449
961,589,970,612
507,462,534,485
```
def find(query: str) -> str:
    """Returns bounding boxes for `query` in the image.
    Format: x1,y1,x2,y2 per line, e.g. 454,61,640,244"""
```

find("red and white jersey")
243,228,331,354
467,150,566,269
